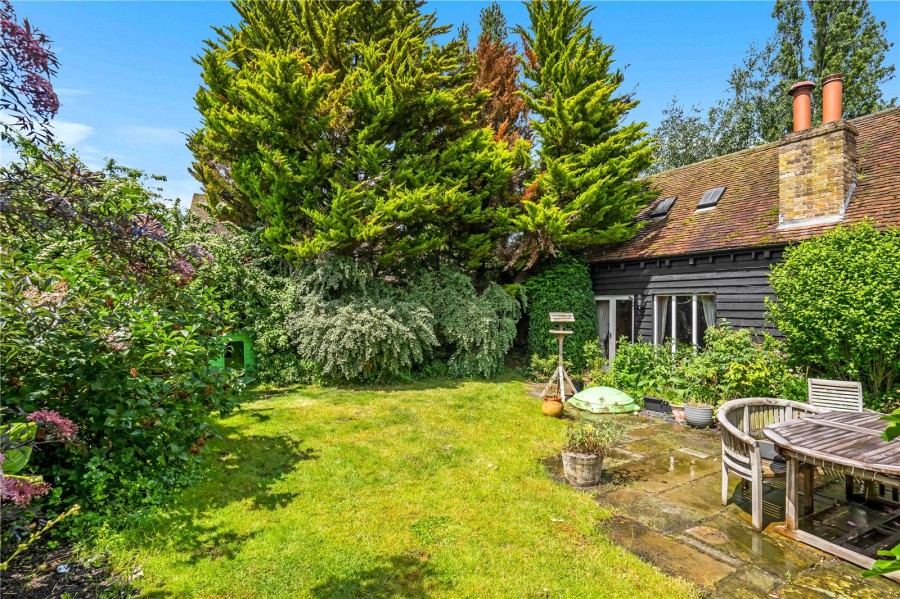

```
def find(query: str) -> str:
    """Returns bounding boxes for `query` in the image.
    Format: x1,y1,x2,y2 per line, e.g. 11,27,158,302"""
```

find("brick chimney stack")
778,75,857,229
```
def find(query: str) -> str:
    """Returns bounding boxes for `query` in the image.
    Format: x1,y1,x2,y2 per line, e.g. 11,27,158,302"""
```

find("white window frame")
653,294,715,352
595,295,634,364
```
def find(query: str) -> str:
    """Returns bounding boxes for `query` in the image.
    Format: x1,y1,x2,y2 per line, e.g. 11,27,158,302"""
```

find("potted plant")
684,401,715,428
561,419,625,487
541,394,564,417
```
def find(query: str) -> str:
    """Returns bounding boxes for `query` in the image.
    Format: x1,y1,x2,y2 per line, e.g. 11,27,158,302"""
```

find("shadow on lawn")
310,552,445,598
331,371,525,396
122,429,319,565
208,431,319,511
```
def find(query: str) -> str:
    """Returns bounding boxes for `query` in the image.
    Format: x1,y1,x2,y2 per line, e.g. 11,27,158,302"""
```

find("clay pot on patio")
684,404,715,428
541,397,564,417
671,405,686,424
561,451,603,487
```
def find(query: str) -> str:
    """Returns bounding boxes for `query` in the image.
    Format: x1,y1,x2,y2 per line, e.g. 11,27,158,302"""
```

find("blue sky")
8,1,900,207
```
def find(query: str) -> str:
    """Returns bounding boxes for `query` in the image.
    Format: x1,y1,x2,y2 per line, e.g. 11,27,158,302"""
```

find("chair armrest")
716,410,759,451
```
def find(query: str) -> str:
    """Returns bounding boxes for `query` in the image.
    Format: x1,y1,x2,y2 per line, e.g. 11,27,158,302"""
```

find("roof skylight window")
648,196,676,218
697,187,725,210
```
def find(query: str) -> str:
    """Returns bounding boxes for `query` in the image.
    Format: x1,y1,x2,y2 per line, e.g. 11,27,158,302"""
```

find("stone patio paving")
543,412,900,598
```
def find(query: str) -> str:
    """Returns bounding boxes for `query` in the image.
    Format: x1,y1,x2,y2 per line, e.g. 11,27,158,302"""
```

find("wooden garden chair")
807,378,863,413
717,398,827,531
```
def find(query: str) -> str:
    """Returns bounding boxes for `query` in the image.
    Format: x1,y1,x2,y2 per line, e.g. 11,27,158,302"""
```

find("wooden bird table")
764,411,900,582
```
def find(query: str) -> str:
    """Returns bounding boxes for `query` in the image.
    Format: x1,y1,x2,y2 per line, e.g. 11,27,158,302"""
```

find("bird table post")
541,312,576,402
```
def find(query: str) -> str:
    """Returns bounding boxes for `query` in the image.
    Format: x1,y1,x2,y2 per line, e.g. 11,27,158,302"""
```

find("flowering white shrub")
284,259,520,382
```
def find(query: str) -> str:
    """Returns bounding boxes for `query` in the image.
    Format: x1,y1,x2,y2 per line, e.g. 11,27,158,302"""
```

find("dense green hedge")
768,223,900,410
521,255,597,371
185,226,320,387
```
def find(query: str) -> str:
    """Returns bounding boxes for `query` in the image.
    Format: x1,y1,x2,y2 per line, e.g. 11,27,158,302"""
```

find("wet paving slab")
712,566,781,598
546,413,900,597
621,435,683,457
603,486,707,533
625,425,664,439
670,429,722,456
605,451,720,494
601,514,737,587
602,446,646,469
658,471,730,517
774,561,900,598
683,515,818,578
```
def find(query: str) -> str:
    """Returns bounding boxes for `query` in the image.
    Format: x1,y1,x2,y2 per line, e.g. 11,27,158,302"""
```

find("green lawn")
98,377,698,598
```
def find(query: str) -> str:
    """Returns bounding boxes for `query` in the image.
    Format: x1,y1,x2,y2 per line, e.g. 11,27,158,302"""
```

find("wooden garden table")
764,411,900,582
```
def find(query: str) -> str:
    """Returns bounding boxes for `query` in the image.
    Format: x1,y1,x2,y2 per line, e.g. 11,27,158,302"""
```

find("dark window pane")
676,296,692,344
697,186,725,209
649,196,676,218
616,298,633,343
597,300,611,361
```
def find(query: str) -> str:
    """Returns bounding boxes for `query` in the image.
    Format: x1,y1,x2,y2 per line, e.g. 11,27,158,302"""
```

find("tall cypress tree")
479,1,507,44
806,0,896,119
472,2,530,146
513,0,654,269
651,0,896,172
190,0,517,272
749,0,895,142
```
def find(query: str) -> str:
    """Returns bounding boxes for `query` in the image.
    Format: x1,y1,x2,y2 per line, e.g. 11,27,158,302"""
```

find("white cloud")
0,115,95,148
119,125,186,146
0,116,98,164
50,120,95,146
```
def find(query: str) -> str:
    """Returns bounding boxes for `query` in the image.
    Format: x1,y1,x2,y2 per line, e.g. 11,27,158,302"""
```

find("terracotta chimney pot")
788,81,815,132
822,73,843,124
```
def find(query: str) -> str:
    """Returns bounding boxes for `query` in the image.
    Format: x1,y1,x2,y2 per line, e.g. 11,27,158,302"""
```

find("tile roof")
584,107,900,263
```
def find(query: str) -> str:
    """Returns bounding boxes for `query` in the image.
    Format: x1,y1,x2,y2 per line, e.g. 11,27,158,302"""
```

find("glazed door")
596,296,634,364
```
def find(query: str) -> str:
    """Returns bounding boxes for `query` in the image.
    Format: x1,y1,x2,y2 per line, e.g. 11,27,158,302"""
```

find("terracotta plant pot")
685,405,715,428
541,398,564,417
561,451,604,487
671,405,686,424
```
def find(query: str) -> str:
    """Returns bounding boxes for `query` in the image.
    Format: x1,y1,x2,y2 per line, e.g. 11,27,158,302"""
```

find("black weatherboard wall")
590,247,785,340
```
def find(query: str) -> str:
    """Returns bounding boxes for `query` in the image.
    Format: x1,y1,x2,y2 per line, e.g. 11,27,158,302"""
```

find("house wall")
590,247,785,341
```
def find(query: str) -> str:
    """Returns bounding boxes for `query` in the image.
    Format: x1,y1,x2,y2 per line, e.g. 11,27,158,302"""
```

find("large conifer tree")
472,2,530,146
513,0,654,269
190,0,517,272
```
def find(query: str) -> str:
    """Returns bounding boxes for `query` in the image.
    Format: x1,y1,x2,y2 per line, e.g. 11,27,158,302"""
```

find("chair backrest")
807,378,863,412
717,397,826,441
717,398,827,466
